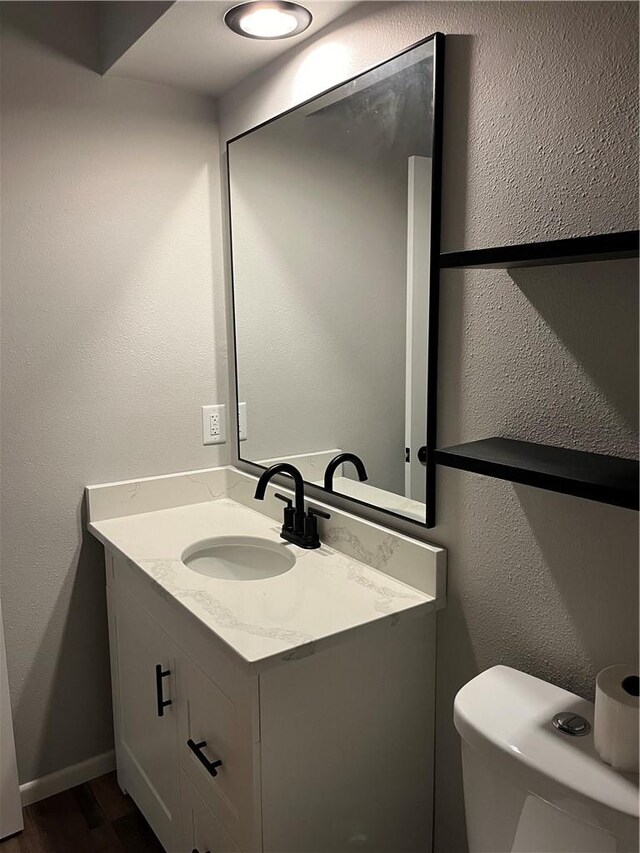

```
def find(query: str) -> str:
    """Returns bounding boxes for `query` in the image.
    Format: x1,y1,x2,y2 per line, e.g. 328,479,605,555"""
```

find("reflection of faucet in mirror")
324,453,368,492
254,463,330,550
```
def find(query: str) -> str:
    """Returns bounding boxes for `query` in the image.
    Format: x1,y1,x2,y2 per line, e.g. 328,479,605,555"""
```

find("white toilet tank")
454,666,639,853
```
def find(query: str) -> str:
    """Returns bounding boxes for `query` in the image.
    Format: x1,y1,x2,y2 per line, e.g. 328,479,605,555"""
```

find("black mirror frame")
226,32,445,530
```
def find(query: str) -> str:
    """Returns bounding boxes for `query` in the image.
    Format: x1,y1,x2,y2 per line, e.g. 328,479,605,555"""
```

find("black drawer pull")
187,738,223,777
155,664,171,717
192,849,210,853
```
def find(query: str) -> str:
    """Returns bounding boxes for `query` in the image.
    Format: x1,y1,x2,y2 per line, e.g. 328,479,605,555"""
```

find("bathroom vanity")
87,466,446,853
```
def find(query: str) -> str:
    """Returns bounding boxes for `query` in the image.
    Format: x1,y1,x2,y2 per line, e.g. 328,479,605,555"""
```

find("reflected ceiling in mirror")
227,34,444,527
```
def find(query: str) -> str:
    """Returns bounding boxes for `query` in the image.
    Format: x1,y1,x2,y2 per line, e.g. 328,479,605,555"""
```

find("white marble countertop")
89,496,437,670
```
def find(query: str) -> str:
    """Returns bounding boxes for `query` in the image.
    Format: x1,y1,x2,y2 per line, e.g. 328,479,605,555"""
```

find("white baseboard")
20,749,116,807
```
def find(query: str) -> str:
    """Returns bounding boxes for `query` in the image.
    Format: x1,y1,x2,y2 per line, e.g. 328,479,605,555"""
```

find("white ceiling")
105,0,358,97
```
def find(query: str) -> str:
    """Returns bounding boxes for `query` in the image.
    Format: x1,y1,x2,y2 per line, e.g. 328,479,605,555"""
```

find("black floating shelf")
434,438,639,510
439,230,639,270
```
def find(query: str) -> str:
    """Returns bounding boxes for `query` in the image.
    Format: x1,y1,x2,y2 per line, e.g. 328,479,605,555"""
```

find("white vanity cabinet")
104,546,437,853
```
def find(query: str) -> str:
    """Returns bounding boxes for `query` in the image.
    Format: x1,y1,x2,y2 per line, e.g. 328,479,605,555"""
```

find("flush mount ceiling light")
224,1,312,40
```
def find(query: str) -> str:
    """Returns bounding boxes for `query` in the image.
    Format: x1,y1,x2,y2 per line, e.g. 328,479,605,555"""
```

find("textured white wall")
0,2,226,784
219,3,639,850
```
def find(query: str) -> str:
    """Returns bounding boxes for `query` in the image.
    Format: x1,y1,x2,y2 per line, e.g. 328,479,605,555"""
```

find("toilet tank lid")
454,666,638,820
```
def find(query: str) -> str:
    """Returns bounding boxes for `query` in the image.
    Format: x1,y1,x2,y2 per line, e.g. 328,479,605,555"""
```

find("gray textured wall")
219,4,639,850
0,2,226,784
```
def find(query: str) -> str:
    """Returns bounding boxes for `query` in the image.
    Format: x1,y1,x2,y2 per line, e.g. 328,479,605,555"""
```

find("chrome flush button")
552,712,591,736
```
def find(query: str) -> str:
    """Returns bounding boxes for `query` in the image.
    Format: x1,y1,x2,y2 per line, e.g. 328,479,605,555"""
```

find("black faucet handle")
302,506,330,548
308,506,330,520
274,493,293,507
274,493,295,533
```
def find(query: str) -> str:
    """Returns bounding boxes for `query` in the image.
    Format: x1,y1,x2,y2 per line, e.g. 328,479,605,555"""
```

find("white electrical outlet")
202,404,226,445
238,402,248,441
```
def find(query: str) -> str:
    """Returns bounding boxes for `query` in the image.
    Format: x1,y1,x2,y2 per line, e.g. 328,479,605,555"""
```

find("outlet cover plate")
202,404,226,445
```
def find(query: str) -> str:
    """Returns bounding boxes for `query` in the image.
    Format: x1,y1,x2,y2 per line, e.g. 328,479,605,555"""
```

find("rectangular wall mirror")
227,33,444,528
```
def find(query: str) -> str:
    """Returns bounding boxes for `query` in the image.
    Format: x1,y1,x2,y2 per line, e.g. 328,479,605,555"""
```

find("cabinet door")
178,656,260,851
113,590,180,851
180,771,240,853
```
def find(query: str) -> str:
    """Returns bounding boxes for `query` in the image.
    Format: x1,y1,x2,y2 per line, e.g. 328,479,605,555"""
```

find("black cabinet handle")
192,849,210,853
187,738,223,777
155,664,171,717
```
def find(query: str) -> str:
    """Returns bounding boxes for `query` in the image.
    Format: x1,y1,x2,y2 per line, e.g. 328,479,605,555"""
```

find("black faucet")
254,463,330,550
323,453,368,492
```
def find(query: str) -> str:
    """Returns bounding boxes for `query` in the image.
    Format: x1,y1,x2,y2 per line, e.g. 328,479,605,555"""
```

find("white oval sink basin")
182,536,296,581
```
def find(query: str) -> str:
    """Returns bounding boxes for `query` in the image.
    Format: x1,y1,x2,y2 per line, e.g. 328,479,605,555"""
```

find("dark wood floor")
0,772,164,853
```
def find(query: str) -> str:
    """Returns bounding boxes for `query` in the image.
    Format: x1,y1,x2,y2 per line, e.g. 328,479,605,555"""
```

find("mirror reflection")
228,37,441,525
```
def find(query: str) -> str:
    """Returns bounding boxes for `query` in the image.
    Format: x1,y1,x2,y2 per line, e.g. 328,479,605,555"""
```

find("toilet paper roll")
593,664,639,773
